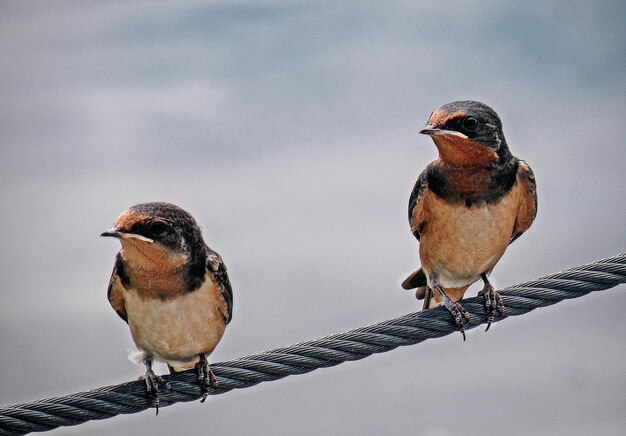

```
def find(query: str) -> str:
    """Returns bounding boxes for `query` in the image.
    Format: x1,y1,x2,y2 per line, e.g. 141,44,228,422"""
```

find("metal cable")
1,252,624,435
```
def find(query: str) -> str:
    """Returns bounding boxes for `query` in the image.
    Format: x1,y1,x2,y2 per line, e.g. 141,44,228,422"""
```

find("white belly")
123,279,227,369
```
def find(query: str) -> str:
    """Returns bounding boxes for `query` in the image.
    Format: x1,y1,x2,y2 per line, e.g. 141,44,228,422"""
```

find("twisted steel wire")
0,252,624,435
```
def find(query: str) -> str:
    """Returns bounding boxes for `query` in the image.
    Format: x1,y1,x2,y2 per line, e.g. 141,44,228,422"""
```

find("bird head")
420,100,510,166
101,202,204,268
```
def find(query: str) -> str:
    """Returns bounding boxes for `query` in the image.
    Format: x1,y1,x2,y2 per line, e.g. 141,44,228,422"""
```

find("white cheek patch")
432,129,469,139
121,233,155,243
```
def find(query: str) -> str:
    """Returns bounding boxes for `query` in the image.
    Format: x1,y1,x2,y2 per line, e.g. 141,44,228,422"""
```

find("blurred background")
1,2,625,435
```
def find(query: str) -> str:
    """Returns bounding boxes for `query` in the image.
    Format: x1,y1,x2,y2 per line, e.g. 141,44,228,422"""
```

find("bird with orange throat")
402,100,537,339
102,202,233,412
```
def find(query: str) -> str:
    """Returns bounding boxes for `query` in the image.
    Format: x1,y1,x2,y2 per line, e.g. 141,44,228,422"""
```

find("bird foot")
478,283,504,331
141,367,171,415
441,295,470,340
196,354,218,402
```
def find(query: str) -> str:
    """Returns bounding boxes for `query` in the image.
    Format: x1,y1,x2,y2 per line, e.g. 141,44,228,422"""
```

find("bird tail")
401,267,427,290
402,267,436,309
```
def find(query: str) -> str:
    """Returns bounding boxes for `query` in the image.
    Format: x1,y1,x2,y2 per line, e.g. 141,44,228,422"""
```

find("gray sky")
1,1,625,435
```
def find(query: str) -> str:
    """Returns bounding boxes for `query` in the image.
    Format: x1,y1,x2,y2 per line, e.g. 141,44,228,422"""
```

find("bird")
101,202,233,412
402,100,537,339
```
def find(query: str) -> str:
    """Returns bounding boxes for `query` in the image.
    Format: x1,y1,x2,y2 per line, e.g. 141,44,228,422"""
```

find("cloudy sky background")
1,1,625,435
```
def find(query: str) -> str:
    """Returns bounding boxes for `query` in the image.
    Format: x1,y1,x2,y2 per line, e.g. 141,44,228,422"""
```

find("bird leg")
477,273,504,331
142,357,171,415
195,354,218,402
431,281,470,340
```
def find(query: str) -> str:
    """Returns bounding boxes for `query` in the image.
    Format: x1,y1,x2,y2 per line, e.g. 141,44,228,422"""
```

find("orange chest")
417,183,523,281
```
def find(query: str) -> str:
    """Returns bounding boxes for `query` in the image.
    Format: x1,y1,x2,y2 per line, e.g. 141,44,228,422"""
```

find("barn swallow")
402,100,537,339
101,202,233,412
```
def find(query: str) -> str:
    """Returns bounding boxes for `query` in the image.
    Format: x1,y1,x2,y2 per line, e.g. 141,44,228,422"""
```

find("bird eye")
149,220,168,237
462,116,479,131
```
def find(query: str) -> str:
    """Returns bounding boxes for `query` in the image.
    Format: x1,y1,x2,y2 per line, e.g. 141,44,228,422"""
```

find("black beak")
100,229,121,238
420,125,439,135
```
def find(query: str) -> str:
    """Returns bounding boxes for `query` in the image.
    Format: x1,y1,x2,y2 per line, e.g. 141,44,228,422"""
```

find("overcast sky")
1,2,625,435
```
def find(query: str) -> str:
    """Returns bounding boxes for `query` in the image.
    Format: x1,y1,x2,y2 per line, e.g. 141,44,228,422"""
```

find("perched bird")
102,202,233,411
402,100,537,338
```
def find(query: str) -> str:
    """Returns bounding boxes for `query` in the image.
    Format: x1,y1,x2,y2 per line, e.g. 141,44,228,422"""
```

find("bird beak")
101,228,121,238
420,124,468,139
419,124,440,135
100,228,154,243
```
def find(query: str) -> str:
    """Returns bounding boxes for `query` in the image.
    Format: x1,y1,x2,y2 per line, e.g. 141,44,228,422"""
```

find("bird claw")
478,283,505,331
142,367,171,415
196,354,218,402
441,295,470,340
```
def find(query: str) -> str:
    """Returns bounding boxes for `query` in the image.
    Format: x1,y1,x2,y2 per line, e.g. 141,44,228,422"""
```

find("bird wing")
403,170,430,293
207,250,234,324
107,254,128,323
510,160,537,243
408,169,429,241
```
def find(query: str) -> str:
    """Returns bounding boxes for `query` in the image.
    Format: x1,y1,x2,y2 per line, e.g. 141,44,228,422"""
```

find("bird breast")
419,181,523,288
122,278,228,369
